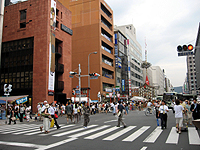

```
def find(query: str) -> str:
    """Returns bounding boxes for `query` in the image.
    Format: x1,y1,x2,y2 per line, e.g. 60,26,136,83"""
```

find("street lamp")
88,51,97,105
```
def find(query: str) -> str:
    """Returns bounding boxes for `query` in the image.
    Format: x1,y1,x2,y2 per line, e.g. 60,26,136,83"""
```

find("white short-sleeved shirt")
174,105,184,118
159,105,168,114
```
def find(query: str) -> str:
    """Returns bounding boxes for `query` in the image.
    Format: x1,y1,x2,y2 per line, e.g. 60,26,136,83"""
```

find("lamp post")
88,52,97,105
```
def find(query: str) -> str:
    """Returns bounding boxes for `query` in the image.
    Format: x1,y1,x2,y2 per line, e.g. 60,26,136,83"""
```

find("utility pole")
0,0,5,68
78,64,81,103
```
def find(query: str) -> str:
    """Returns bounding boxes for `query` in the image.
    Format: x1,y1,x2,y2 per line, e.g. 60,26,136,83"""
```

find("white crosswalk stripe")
188,127,200,145
143,126,163,143
52,125,98,137
166,127,179,144
122,126,150,142
103,126,136,141
0,123,199,146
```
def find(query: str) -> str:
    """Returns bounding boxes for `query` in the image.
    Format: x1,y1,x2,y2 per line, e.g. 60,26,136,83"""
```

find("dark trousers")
19,113,24,122
51,115,60,129
84,114,90,127
160,113,167,128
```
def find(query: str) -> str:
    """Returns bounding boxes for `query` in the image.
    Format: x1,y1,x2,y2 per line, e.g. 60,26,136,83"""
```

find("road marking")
140,146,148,150
143,126,163,143
84,126,119,140
166,127,179,144
52,125,98,137
188,127,200,145
0,141,45,149
0,124,39,132
24,124,67,135
2,125,41,134
36,138,78,150
122,126,150,142
104,120,117,123
103,126,136,141
39,124,77,136
69,125,110,138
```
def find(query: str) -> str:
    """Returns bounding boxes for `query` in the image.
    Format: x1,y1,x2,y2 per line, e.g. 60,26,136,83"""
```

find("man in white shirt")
158,101,169,130
147,100,153,114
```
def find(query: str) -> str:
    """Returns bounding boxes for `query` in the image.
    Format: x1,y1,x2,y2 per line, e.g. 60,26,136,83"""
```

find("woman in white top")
73,103,78,123
174,100,185,134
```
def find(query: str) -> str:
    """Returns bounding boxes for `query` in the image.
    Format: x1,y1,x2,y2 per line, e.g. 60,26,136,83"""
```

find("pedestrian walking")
49,103,60,129
73,103,79,123
25,104,31,122
83,102,90,128
19,104,25,122
65,102,73,124
8,106,16,125
42,103,51,134
174,100,185,134
190,99,200,130
186,101,192,125
117,101,127,128
158,101,169,130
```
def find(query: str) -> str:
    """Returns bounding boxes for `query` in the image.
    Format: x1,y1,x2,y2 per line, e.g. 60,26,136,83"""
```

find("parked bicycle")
145,107,156,116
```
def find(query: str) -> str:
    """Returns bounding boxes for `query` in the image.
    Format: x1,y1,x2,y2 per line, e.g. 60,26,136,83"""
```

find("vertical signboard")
122,79,125,92
48,0,56,96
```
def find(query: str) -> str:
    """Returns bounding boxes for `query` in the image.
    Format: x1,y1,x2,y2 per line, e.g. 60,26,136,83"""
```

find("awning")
0,100,6,104
0,95,28,104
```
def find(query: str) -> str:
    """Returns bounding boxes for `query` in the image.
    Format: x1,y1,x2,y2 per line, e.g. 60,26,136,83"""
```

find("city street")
0,109,200,150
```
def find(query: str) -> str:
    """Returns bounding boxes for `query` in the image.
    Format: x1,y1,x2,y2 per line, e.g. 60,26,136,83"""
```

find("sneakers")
179,131,181,134
176,128,179,133
124,125,127,128
84,126,87,129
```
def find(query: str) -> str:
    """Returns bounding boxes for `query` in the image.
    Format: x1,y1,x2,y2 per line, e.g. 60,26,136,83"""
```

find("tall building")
195,23,200,92
114,28,128,98
186,55,199,95
59,0,115,101
151,66,165,95
116,24,143,89
1,0,72,112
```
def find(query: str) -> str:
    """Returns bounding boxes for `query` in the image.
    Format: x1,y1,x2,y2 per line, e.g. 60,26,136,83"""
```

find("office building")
114,27,128,98
1,0,72,112
59,0,115,101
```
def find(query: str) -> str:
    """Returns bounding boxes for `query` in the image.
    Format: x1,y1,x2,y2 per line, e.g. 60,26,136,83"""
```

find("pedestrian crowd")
2,98,200,135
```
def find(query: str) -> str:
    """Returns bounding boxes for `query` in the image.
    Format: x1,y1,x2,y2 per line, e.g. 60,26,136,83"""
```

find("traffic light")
177,44,194,57
72,90,75,95
4,84,12,93
8,84,12,92
4,84,8,92
177,44,193,52
69,71,77,75
89,73,100,77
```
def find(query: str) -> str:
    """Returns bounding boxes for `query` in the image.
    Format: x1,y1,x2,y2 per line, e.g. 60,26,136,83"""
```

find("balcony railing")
55,46,62,56
55,63,64,73
55,81,64,91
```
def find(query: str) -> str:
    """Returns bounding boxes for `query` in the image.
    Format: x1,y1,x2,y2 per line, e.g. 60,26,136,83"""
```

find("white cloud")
106,0,200,86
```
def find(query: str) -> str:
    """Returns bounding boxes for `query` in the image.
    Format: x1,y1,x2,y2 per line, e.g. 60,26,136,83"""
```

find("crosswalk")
0,123,200,145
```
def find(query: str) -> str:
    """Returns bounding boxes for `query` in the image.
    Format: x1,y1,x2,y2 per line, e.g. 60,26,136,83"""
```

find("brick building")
1,0,72,112
58,0,115,102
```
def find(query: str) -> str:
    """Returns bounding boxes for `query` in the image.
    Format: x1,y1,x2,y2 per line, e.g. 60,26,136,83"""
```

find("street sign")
75,90,80,94
90,76,98,79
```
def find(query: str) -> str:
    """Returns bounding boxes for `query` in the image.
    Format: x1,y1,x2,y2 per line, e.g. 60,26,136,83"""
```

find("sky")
105,0,200,87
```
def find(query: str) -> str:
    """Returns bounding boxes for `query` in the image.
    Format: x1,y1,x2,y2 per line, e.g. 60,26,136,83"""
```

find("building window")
20,9,27,28
56,9,59,16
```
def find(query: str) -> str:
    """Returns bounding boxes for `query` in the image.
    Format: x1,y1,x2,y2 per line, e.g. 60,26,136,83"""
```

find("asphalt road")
0,109,200,150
